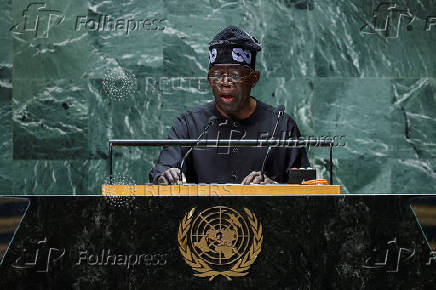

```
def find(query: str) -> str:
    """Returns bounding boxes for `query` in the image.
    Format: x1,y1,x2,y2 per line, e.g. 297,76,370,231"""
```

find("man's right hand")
157,168,185,185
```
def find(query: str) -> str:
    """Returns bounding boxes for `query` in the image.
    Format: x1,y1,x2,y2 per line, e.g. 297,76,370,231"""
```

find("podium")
101,184,341,196
106,139,339,196
3,194,435,288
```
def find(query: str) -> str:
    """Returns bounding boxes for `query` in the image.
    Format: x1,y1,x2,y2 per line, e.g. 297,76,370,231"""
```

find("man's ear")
207,70,212,89
251,71,260,88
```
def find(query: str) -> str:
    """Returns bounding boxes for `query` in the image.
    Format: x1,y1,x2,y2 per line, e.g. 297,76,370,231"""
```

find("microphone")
260,105,285,182
179,116,217,182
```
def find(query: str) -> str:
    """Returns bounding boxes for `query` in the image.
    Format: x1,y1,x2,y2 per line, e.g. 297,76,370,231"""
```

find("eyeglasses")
208,68,254,84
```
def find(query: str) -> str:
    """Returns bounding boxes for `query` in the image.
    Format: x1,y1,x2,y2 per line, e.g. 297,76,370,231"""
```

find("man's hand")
158,168,186,185
241,171,277,185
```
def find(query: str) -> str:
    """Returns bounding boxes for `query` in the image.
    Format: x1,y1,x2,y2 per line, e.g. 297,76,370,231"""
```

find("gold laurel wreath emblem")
177,207,263,281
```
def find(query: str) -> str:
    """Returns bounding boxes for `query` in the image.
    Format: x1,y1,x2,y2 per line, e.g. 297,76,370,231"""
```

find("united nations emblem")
177,206,263,281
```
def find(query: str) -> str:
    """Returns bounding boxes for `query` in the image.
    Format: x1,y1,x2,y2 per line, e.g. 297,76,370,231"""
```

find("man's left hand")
241,171,277,185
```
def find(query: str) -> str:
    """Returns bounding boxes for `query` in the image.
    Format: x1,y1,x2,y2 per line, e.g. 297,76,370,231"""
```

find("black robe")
149,98,310,184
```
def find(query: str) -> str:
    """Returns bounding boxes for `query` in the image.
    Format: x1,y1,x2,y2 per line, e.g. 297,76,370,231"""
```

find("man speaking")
149,26,309,185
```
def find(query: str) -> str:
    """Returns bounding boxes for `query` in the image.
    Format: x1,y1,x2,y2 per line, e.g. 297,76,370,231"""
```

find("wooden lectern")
101,184,341,196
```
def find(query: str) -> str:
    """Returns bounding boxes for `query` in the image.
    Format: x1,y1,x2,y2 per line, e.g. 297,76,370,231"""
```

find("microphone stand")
260,106,284,182
179,116,217,183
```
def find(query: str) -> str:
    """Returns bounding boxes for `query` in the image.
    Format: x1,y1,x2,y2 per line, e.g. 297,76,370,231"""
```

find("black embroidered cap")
208,26,261,70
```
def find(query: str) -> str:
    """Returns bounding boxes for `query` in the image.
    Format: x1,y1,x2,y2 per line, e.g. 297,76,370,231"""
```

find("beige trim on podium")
101,184,341,196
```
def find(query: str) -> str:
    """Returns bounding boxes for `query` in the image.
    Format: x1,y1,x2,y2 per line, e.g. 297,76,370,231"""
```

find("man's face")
208,64,260,118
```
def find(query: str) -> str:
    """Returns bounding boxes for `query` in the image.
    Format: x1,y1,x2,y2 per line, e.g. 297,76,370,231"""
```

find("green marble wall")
0,0,434,194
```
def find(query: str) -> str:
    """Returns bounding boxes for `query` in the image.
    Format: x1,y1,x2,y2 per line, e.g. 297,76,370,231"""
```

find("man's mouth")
220,95,234,102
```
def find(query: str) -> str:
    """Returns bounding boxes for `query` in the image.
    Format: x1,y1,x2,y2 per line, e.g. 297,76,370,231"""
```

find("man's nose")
220,74,232,87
